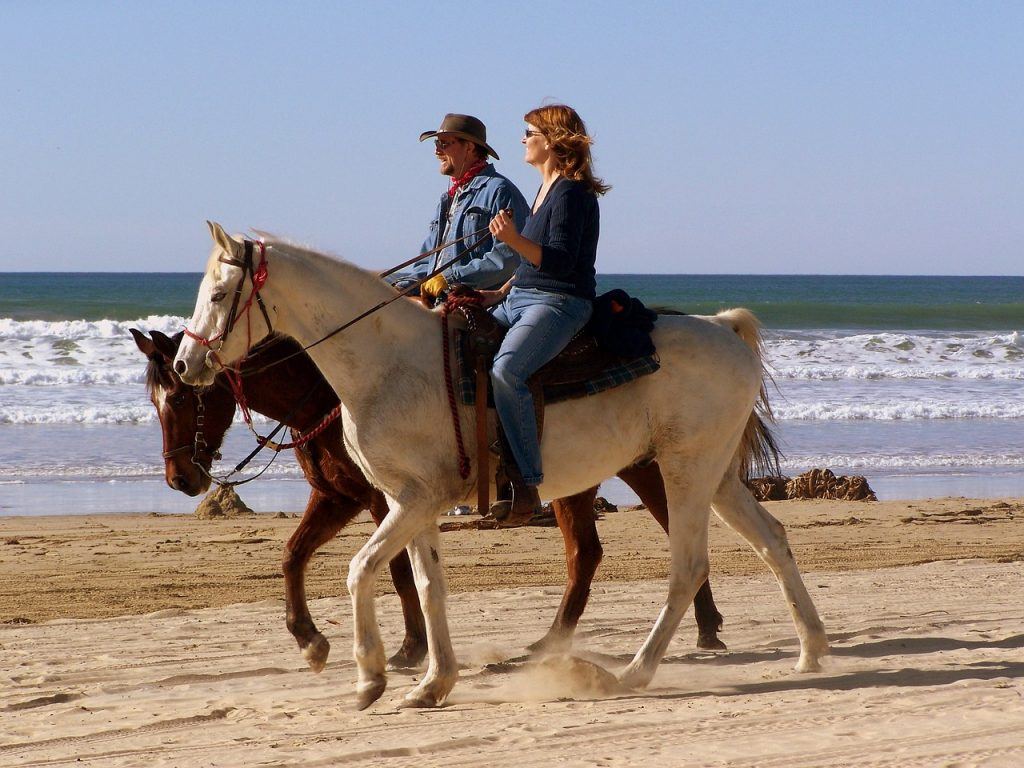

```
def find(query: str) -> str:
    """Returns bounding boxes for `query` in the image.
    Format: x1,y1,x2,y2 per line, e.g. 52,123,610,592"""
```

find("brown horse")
131,328,726,671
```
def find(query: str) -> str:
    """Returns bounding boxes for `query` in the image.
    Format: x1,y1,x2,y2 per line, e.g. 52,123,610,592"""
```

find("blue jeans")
490,287,593,485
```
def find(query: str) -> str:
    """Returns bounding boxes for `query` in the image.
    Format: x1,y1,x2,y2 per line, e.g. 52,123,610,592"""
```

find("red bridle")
183,238,273,429
184,239,271,362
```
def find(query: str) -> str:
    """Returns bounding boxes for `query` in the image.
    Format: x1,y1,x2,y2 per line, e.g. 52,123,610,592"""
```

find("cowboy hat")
419,113,499,160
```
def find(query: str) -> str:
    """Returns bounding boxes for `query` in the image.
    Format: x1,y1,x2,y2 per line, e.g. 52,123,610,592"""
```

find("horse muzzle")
205,349,226,373
173,354,217,387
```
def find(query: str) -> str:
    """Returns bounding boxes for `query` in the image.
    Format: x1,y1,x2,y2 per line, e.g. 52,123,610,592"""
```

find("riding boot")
489,477,542,528
488,432,542,527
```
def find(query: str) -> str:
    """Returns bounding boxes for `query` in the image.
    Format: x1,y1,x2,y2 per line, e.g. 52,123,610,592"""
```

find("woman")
483,104,610,524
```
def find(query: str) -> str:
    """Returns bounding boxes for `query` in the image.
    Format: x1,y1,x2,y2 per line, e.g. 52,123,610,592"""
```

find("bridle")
160,386,222,464
159,371,283,490
178,219,500,485
183,239,273,366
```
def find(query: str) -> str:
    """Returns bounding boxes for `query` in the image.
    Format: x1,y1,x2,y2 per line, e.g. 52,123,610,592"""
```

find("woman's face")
522,123,550,167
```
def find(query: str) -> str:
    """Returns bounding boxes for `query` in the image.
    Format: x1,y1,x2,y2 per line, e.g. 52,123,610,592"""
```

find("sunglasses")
434,138,463,151
524,129,543,139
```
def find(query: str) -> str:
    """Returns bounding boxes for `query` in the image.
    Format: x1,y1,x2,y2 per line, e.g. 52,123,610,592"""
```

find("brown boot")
489,479,542,528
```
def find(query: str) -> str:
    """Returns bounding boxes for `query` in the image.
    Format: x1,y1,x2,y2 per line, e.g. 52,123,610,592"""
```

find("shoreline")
4,470,1024,519
3,496,1022,624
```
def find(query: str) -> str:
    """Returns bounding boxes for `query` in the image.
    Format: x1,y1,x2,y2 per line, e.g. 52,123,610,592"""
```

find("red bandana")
448,159,487,198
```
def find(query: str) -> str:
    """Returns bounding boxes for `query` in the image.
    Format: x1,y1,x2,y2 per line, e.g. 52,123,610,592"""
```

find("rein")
193,374,342,489
439,293,484,480
182,216,502,484
238,219,502,378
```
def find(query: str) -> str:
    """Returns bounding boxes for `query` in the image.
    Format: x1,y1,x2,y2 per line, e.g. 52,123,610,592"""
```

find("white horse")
174,222,828,709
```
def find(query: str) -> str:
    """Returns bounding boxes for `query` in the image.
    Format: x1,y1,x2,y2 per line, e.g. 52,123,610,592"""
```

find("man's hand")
420,273,448,302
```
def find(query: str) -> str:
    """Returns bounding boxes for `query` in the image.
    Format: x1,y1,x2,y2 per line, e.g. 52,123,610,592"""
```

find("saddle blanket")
455,330,660,407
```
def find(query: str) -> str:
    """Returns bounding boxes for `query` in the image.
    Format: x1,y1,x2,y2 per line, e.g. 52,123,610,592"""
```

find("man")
390,114,529,303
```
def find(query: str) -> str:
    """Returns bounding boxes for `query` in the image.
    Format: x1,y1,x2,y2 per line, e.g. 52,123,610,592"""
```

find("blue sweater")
512,177,599,299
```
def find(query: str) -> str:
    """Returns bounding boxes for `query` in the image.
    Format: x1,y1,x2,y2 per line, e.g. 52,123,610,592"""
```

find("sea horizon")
1,272,1021,515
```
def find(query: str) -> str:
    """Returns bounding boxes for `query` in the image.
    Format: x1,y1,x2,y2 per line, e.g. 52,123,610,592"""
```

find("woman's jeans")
490,287,593,485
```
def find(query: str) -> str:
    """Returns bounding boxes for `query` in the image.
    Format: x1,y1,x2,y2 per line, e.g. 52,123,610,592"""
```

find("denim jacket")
393,165,529,290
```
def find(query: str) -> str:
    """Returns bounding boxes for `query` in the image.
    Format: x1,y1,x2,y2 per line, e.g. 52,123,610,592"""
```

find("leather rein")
179,222,497,486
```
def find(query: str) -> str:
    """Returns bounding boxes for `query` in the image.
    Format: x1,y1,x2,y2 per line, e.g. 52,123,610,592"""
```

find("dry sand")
3,497,1024,766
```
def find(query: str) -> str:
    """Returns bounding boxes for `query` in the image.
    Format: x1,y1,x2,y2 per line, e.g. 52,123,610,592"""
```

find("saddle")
442,287,661,515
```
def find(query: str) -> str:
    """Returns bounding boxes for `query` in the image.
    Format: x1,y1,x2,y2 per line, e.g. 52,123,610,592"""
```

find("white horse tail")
712,308,782,481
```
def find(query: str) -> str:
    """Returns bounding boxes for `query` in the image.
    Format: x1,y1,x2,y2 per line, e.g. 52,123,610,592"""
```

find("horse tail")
713,308,782,481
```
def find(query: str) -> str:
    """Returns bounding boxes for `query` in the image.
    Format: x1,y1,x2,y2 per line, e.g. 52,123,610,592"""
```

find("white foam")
764,330,1024,381
781,452,1024,471
774,401,1024,421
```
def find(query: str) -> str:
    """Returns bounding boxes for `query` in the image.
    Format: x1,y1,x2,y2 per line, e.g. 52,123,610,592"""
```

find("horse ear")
207,220,242,260
150,330,179,360
129,327,155,357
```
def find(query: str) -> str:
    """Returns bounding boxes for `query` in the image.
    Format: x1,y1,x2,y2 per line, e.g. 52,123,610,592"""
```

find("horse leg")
528,485,602,654
618,461,726,650
619,458,715,690
346,499,442,710
283,490,355,672
710,472,829,672
397,524,459,708
365,490,427,669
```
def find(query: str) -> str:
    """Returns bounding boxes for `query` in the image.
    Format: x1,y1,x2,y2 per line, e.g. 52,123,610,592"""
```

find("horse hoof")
398,693,439,709
617,666,651,691
697,634,727,651
527,633,571,655
355,679,387,711
387,644,427,671
302,634,331,673
795,654,822,673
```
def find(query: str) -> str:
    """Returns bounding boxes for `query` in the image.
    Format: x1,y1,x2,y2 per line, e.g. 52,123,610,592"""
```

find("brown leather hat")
419,113,499,160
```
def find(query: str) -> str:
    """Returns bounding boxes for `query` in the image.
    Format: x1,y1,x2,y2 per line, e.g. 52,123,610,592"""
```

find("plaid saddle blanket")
454,329,660,407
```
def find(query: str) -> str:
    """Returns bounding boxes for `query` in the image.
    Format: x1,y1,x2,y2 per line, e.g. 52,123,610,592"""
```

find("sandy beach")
3,497,1024,766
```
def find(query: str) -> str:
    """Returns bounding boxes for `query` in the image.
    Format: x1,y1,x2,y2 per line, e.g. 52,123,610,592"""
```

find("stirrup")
489,482,541,528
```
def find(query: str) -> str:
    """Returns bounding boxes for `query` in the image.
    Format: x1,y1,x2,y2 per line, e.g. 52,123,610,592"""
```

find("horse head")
173,221,277,387
131,327,236,496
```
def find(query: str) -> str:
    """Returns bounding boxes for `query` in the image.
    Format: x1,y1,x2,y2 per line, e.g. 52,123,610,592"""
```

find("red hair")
524,104,610,196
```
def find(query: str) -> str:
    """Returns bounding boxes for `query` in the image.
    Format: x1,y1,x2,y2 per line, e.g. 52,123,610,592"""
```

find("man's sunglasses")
434,138,464,151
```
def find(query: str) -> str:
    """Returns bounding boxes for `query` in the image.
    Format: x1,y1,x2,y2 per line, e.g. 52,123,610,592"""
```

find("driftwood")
747,469,877,502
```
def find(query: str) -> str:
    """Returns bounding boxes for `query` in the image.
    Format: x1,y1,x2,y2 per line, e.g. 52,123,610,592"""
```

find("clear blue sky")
2,1,1021,274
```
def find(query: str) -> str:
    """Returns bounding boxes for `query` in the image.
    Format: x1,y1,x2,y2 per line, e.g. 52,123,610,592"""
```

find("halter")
160,386,222,462
183,239,273,363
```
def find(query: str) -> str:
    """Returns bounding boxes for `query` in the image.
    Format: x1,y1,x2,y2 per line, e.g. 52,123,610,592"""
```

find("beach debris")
746,476,789,501
746,469,877,501
194,486,255,519
439,497,617,532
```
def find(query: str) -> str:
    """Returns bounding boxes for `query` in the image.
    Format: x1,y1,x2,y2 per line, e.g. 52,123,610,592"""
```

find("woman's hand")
489,210,519,245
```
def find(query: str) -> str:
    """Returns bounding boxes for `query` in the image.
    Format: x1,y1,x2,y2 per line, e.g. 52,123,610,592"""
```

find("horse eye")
170,392,187,407
211,290,226,303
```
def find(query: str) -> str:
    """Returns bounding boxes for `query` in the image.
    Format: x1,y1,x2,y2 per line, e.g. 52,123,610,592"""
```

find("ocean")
1,272,1022,516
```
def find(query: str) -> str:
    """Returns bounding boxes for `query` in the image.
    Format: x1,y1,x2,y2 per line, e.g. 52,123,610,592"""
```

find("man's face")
434,134,475,176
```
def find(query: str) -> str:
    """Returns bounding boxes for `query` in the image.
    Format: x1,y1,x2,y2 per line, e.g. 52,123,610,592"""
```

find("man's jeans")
491,287,593,485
